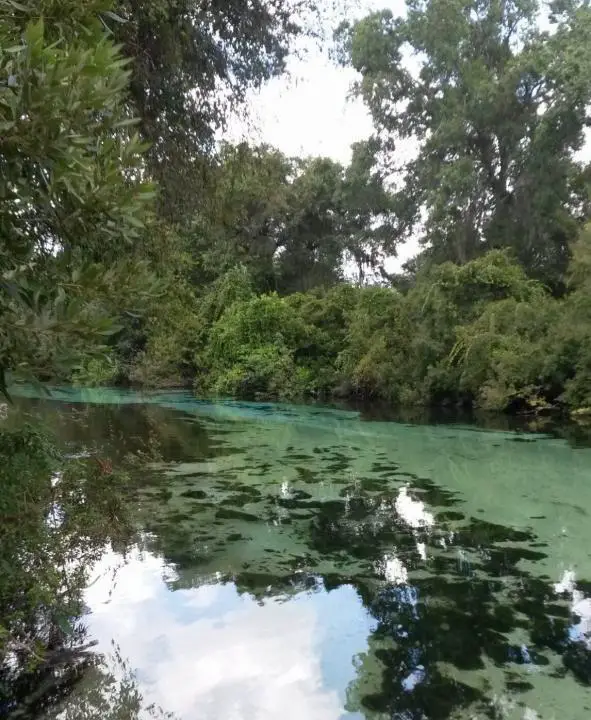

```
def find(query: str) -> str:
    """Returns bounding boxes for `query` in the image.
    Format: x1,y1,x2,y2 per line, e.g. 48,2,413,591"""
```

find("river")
5,387,591,719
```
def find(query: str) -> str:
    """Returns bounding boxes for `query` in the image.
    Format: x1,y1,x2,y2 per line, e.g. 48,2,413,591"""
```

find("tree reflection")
0,419,137,717
4,395,591,719
131,429,591,718
22,397,214,467
333,496,589,719
42,644,176,720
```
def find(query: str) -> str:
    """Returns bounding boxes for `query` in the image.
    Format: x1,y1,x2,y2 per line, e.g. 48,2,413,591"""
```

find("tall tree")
341,138,396,284
278,145,395,290
108,0,319,218
337,0,591,287
192,142,395,294
193,142,292,291
277,155,347,292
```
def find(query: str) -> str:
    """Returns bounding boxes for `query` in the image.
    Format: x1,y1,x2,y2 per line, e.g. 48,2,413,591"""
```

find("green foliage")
193,282,363,400
191,142,395,294
0,0,157,392
109,0,320,218
285,285,359,391
187,248,591,412
334,251,542,405
0,9,153,264
72,354,119,387
336,0,591,286
414,251,544,315
338,286,408,400
548,226,591,409
189,266,256,381
197,293,314,399
451,296,562,410
128,281,200,386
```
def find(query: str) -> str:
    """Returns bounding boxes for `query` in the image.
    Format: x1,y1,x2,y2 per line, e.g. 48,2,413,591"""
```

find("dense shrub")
338,286,408,400
451,296,562,410
196,293,316,399
118,238,591,414
286,285,359,393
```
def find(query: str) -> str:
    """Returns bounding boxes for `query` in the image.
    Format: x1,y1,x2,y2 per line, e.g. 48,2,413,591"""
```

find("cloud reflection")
393,484,435,563
84,549,364,719
394,486,435,530
554,569,591,650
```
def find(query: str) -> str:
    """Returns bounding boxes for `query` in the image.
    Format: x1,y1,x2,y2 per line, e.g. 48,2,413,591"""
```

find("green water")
6,388,591,719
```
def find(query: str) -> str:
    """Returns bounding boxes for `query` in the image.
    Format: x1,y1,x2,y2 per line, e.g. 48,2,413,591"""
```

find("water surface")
9,388,591,719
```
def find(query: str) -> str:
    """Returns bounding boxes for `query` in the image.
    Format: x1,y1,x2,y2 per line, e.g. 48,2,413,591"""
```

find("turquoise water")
7,388,591,719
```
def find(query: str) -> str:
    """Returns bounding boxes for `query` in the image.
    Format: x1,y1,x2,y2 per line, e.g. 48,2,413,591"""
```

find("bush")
72,354,119,387
285,285,359,393
138,241,591,414
196,292,317,399
451,296,561,410
208,344,309,399
128,283,200,387
338,286,408,400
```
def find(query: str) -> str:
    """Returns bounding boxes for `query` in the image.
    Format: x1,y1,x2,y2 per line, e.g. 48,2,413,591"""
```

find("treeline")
114,241,591,414
4,0,591,415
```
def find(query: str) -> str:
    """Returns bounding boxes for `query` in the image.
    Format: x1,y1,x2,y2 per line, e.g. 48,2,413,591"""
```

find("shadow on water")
3,389,591,718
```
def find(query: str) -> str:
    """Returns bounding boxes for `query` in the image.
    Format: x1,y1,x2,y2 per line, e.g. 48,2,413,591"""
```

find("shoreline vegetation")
82,242,591,420
124,244,591,419
4,3,591,419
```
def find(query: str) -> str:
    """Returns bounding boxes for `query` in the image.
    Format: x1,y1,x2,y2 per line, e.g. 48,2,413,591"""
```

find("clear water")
10,388,591,719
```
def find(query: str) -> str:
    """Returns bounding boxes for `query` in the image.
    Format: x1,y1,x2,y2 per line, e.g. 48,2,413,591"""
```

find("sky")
226,0,419,270
228,0,403,165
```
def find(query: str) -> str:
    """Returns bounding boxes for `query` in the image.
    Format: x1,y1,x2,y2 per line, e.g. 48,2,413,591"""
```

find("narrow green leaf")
114,118,140,128
95,324,123,336
103,10,127,24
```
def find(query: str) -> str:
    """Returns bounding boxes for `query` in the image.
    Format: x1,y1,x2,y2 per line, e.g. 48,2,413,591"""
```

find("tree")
0,423,135,713
336,0,591,287
277,143,395,291
108,0,320,218
191,142,395,295
341,138,397,284
0,0,155,392
276,156,347,292
192,143,293,292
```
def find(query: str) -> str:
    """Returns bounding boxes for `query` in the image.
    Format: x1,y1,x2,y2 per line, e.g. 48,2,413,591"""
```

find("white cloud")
226,0,591,273
225,1,408,165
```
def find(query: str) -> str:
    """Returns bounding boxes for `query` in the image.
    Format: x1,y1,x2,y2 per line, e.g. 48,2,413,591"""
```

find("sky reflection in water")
85,548,370,720
15,388,591,720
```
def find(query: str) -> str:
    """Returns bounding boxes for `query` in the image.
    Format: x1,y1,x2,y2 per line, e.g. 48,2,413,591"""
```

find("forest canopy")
3,0,591,413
